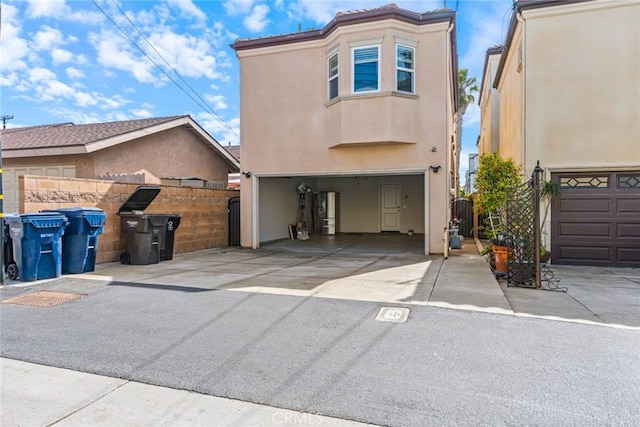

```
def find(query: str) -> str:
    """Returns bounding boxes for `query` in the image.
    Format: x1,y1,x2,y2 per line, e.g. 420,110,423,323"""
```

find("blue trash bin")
44,208,107,274
5,213,68,282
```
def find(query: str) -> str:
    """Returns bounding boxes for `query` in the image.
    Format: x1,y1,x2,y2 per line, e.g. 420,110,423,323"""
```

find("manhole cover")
375,307,410,323
2,291,86,307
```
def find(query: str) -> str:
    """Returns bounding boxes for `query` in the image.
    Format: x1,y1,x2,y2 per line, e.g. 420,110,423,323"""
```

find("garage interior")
256,173,428,252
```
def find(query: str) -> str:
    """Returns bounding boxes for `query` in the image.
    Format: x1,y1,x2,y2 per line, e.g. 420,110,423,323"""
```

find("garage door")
551,171,640,267
3,166,76,213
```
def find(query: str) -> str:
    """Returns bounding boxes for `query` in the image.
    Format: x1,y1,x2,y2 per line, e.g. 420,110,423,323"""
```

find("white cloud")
88,30,157,84
0,72,19,87
74,91,99,107
131,109,154,118
462,104,480,128
51,48,73,65
99,94,130,110
204,94,228,111
166,0,207,22
147,31,224,80
25,0,103,24
28,67,57,83
26,0,66,18
39,79,76,101
195,112,240,145
66,67,85,79
224,0,255,16
31,26,64,51
244,4,270,32
0,4,29,72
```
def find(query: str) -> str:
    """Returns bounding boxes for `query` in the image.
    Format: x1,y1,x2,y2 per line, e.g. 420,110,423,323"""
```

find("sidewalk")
1,358,372,427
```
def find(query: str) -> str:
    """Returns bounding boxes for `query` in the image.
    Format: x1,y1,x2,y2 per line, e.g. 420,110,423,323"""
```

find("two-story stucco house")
232,4,458,254
478,0,640,267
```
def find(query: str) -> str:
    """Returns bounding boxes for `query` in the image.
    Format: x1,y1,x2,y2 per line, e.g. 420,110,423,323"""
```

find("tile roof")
224,145,240,161
0,116,185,150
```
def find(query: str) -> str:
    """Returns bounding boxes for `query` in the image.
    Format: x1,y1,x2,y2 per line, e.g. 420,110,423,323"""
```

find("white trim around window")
352,45,380,94
328,52,339,101
396,44,415,94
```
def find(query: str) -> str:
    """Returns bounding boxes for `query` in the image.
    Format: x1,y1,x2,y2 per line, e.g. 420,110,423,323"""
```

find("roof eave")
2,145,88,158
231,8,455,51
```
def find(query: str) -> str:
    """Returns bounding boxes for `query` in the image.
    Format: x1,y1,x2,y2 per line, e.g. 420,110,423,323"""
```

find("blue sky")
0,0,514,178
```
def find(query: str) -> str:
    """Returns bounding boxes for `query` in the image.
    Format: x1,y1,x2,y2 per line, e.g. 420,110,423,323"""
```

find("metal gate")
228,196,240,246
451,197,474,237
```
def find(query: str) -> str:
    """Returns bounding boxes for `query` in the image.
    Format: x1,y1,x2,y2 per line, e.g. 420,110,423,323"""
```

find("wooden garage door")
3,166,76,213
551,172,640,267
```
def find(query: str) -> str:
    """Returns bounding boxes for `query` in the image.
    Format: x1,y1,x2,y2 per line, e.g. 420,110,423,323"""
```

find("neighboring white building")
465,153,479,194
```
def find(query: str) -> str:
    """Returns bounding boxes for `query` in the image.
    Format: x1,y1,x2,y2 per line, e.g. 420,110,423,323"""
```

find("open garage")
250,172,431,253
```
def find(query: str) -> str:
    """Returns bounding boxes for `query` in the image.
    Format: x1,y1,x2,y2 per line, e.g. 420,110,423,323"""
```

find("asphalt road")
1,277,639,426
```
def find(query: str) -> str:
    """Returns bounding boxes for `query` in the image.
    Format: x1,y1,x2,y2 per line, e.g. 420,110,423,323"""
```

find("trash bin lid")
117,186,161,215
43,207,105,217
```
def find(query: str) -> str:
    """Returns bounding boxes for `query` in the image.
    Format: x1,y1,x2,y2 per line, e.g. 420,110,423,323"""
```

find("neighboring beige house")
479,0,640,267
477,46,503,156
1,115,240,213
232,4,459,254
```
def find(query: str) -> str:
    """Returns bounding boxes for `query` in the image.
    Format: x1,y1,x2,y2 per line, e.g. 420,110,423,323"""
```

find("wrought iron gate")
228,196,240,246
451,197,474,237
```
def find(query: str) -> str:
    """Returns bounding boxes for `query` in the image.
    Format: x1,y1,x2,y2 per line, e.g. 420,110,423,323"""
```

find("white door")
3,166,76,213
380,183,400,231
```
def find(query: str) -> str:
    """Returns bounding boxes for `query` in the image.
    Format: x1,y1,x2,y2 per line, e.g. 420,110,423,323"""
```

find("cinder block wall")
19,175,239,264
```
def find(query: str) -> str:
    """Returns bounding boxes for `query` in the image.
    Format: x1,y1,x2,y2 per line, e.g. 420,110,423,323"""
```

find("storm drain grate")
375,307,410,323
2,291,86,307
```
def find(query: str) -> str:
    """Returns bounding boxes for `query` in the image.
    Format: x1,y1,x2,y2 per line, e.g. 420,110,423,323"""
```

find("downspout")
516,11,527,174
442,20,454,256
424,170,430,255
251,175,258,249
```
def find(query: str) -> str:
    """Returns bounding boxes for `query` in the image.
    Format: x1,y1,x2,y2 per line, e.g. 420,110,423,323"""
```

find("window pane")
329,54,338,78
397,46,414,69
353,47,378,92
354,62,378,92
397,70,413,92
329,77,338,100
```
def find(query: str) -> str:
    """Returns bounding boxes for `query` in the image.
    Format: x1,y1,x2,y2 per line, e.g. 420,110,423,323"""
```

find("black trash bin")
117,186,167,265
157,214,181,261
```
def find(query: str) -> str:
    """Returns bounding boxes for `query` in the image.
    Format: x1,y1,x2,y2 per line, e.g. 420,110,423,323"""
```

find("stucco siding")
497,26,525,164
238,22,451,175
92,127,230,182
3,155,94,178
523,1,640,176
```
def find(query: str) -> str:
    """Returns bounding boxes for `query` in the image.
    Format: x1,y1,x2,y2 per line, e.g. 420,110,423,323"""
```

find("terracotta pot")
493,245,508,273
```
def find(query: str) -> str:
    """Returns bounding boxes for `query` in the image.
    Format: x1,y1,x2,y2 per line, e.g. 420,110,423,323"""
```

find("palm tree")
455,69,479,196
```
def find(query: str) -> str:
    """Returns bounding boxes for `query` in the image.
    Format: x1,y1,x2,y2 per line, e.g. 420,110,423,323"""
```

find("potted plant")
474,153,522,273
538,179,561,263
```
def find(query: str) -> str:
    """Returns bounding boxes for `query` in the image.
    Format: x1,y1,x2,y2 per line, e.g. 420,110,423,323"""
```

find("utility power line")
91,0,238,137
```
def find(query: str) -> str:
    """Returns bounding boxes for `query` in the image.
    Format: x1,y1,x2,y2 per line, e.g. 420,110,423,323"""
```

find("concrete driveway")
3,233,637,328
